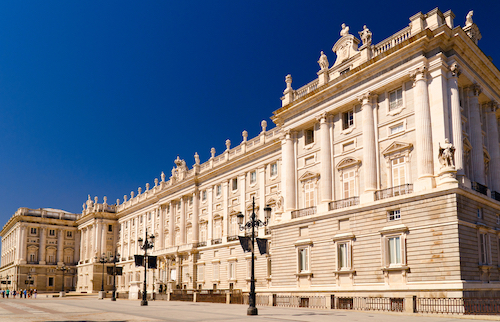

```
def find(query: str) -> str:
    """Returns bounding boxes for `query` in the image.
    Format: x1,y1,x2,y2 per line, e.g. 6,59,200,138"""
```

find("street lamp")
56,265,69,297
138,228,155,306
110,250,120,301
237,197,271,316
27,273,32,293
95,253,108,300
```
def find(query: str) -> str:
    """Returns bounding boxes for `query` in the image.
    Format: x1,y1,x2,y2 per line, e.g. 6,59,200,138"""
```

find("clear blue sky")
0,1,498,251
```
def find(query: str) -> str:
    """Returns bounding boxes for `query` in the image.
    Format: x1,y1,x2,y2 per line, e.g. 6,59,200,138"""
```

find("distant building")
2,7,500,309
0,208,79,292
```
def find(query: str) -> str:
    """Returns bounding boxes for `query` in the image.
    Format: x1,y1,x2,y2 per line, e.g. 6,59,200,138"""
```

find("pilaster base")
360,192,375,204
19,260,27,265
414,176,435,192
59,291,66,298
437,167,458,187
317,203,330,214
39,261,46,265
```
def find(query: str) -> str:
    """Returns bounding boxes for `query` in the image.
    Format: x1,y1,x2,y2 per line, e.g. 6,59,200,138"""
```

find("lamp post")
138,228,155,306
56,265,69,297
95,253,108,300
27,273,32,293
110,250,120,301
237,197,271,316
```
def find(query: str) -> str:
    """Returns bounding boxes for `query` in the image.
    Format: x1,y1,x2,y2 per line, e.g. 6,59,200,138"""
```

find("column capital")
467,83,481,96
449,62,461,77
357,92,377,105
315,112,329,123
410,66,428,83
485,101,499,113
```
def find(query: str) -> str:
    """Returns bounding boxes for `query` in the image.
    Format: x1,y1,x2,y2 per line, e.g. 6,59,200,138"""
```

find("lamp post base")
140,300,148,306
59,291,65,298
247,306,258,315
111,291,116,301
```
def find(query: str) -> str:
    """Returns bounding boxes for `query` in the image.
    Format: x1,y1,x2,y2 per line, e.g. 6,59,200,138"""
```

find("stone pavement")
0,296,498,322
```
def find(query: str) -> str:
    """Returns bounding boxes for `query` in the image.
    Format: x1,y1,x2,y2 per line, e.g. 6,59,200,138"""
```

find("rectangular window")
49,229,55,236
132,219,135,226
108,224,113,232
338,243,348,269
250,171,257,184
342,110,354,130
305,128,314,145
267,257,272,277
229,216,238,236
48,277,54,287
232,178,238,191
389,88,403,110
392,157,406,187
343,170,355,198
200,224,207,242
388,237,402,265
140,216,143,224
388,210,401,221
30,228,37,235
304,180,315,208
228,262,235,280
477,208,483,219
66,231,72,238
214,220,222,239
299,226,309,237
270,163,278,176
216,185,222,196
480,233,490,265
298,248,309,272
389,123,404,135
202,191,207,201
48,255,55,263
29,253,37,262
189,196,193,206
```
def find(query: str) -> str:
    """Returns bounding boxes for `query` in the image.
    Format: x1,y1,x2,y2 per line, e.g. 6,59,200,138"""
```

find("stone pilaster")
158,206,165,249
192,191,199,244
282,130,296,210
468,84,485,185
19,226,26,264
180,197,186,244
74,230,80,263
169,201,175,246
448,63,464,178
359,93,377,193
222,181,229,239
39,227,46,264
318,113,333,202
57,229,64,265
207,188,213,241
487,102,500,192
412,66,435,191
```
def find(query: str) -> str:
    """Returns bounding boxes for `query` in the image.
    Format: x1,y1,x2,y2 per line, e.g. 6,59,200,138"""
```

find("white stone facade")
2,8,500,300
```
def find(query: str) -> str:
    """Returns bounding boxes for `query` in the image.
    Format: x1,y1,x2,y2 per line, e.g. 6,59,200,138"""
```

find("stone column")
192,191,199,244
180,197,186,244
318,113,333,202
222,181,228,238
258,167,266,221
134,217,139,255
127,221,131,258
468,84,485,185
120,223,125,259
207,188,213,241
74,230,80,263
282,130,296,210
19,226,26,264
448,63,464,177
169,202,175,246
101,222,107,256
39,227,46,264
240,173,246,217
487,102,500,192
360,93,377,197
159,206,165,249
86,226,91,260
80,229,85,262
57,229,64,264
412,67,435,190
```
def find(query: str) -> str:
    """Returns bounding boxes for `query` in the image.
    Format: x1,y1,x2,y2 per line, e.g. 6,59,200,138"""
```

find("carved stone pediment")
382,141,413,156
332,34,360,67
298,171,320,181
336,157,361,170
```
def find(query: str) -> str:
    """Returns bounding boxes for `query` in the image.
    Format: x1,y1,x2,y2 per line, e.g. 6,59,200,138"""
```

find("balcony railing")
329,197,359,211
472,182,488,196
492,191,500,202
291,206,317,219
211,238,222,245
196,241,207,247
227,235,239,242
375,184,413,201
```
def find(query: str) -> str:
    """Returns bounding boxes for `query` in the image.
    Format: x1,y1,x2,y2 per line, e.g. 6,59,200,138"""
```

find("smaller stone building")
0,207,79,292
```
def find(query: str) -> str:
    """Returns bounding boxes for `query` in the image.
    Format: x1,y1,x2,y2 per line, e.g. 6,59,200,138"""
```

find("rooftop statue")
465,10,473,26
340,23,350,37
318,51,329,70
358,25,372,46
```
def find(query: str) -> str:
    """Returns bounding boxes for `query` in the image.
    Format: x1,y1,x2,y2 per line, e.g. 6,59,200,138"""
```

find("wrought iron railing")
227,235,238,242
375,184,413,201
291,206,316,219
211,238,222,245
196,241,207,247
492,191,500,202
416,298,500,314
336,297,404,312
329,197,359,211
472,182,488,195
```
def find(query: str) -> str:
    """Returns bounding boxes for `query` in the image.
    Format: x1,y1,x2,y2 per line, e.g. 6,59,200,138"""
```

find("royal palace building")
2,7,500,304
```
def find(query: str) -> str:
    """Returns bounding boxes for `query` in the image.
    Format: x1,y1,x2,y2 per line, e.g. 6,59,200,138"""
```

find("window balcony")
472,182,488,196
211,238,222,245
329,197,359,211
491,191,500,202
291,206,316,219
375,184,413,201
195,241,207,247
227,235,239,242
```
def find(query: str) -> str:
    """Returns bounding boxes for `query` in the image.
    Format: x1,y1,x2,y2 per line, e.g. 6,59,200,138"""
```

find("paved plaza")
0,295,498,322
